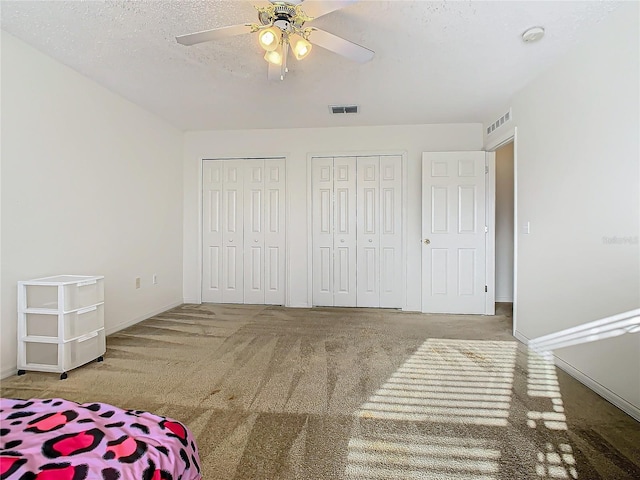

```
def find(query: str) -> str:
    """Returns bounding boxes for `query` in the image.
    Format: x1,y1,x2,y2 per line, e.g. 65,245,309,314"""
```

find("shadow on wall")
344,339,578,479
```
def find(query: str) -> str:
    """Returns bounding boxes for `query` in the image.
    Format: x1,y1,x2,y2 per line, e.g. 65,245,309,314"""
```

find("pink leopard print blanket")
0,398,201,480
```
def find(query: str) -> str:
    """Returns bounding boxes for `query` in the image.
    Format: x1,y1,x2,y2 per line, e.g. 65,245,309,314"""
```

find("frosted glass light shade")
259,27,280,51
290,34,312,60
264,44,283,65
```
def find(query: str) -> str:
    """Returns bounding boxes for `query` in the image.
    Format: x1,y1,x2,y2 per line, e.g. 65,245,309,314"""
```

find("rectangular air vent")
330,105,359,114
486,108,512,135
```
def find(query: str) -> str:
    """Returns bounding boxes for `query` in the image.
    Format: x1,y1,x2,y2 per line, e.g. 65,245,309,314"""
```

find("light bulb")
290,34,312,60
264,46,283,65
259,27,280,51
262,31,275,46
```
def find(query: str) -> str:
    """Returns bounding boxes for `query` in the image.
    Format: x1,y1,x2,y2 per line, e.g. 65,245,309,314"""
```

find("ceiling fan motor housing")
259,3,307,30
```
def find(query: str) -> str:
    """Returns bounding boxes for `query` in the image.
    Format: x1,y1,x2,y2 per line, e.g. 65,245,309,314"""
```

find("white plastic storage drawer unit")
17,275,105,380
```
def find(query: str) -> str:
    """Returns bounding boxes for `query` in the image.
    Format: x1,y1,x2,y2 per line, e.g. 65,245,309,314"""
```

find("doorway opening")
495,141,515,326
486,127,517,334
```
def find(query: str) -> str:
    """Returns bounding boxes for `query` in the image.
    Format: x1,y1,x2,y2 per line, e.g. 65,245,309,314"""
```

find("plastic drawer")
25,342,58,367
24,277,104,311
24,329,105,372
25,304,104,341
64,330,105,371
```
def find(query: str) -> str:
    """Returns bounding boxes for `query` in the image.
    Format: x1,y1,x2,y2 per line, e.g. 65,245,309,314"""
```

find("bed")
0,397,201,480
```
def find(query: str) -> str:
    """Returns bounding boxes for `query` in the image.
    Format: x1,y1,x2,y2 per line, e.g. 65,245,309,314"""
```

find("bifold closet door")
312,157,357,307
202,161,243,303
202,159,285,305
243,159,286,304
312,155,402,308
357,156,403,308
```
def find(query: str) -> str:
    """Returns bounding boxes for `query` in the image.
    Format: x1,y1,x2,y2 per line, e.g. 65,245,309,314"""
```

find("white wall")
1,32,184,378
495,143,514,302
183,124,483,310
490,4,639,416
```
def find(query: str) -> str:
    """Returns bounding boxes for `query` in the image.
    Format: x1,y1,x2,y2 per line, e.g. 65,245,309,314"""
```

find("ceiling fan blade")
268,61,282,81
176,24,253,46
309,28,374,63
301,0,359,19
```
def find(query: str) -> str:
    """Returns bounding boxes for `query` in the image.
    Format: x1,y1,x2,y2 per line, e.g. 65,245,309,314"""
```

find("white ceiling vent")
330,105,359,114
486,108,512,135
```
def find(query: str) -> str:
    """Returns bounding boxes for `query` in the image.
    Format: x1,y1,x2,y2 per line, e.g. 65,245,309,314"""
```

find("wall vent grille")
487,108,512,135
330,105,359,114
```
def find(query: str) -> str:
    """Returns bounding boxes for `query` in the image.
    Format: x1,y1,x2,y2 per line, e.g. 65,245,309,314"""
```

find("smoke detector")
522,26,545,43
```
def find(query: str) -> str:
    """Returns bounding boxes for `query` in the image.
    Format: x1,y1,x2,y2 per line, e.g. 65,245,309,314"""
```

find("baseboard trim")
553,356,640,422
183,297,199,304
513,330,529,345
1,365,18,380
105,301,183,336
515,329,640,422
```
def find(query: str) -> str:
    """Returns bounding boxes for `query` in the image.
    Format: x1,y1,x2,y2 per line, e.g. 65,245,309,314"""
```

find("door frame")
485,126,518,335
306,151,409,309
198,156,288,305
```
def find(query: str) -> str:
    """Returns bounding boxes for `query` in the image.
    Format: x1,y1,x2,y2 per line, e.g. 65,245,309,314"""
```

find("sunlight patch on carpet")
345,339,517,479
527,350,577,479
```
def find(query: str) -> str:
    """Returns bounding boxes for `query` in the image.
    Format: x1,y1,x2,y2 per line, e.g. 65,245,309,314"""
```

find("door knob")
424,238,431,245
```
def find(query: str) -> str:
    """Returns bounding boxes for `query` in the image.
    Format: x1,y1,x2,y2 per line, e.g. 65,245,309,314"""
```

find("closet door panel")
312,158,335,306
379,155,403,308
333,157,357,307
264,159,286,305
202,161,224,302
357,156,380,307
244,160,265,304
222,162,244,303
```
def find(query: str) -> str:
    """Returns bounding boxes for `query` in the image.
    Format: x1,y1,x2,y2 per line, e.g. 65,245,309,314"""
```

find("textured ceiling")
1,0,622,131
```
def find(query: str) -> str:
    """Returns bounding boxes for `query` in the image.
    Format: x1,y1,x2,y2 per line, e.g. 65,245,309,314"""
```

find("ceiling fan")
176,0,374,81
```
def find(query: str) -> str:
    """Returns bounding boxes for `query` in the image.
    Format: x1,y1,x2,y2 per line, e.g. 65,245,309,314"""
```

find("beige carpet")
2,303,639,479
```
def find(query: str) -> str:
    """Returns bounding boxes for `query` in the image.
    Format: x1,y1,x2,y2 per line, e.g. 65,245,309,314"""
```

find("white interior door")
421,151,487,314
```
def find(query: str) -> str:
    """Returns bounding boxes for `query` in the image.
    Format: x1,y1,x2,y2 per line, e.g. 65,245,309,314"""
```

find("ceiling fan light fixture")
258,26,281,51
290,33,312,60
264,44,284,65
